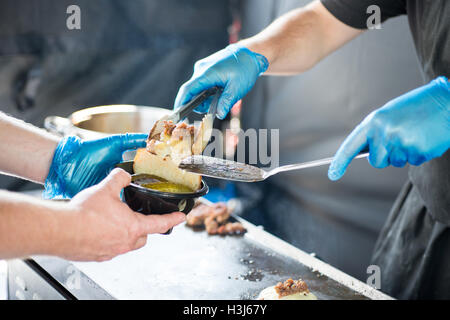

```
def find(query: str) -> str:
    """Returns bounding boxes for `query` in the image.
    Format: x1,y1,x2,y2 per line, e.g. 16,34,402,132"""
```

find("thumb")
99,168,131,195
138,212,186,235
174,79,207,111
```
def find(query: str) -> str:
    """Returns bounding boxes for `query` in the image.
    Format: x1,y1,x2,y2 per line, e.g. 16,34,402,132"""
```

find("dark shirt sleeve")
320,0,407,29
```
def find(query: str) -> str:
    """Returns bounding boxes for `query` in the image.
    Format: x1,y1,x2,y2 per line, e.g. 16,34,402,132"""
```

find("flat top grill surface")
31,214,390,300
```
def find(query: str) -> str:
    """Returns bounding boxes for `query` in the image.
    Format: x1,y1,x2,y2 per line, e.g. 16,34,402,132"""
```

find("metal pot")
44,104,171,140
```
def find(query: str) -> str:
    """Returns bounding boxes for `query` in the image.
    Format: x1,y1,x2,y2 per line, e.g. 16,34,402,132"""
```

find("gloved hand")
44,133,147,199
328,76,450,181
174,44,269,119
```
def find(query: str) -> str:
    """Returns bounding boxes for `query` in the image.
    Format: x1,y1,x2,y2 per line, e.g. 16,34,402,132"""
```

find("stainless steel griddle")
13,107,393,300
8,200,392,300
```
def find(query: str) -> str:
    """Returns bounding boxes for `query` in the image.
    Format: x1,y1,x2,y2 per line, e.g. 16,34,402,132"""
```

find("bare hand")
57,168,186,261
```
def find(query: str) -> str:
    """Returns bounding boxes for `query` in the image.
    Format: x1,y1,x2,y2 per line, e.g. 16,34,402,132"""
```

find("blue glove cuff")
226,43,270,76
43,136,82,199
432,76,450,108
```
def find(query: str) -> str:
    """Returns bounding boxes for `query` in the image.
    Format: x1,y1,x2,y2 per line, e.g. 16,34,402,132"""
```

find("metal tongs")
149,87,221,140
179,153,369,182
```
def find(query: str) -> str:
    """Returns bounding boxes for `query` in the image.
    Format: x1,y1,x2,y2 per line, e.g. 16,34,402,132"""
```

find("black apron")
372,158,450,299
372,150,450,299
371,1,450,299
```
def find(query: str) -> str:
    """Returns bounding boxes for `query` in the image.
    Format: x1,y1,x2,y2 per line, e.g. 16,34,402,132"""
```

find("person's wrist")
228,43,270,76
430,76,450,121
26,200,74,257
37,136,60,184
43,136,82,199
44,201,84,259
237,38,274,67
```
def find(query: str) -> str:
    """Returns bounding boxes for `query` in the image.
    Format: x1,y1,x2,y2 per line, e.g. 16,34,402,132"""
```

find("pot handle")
44,116,72,137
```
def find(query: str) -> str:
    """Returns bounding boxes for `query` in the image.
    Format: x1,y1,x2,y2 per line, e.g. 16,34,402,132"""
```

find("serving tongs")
179,153,369,182
149,87,221,140
200,87,221,145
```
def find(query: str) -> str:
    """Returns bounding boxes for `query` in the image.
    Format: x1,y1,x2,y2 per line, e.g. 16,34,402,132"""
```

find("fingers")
132,236,148,250
117,133,148,152
99,168,131,195
186,81,237,119
407,149,427,166
193,96,214,114
328,124,368,181
138,212,186,235
217,83,239,120
368,135,390,169
389,147,407,167
174,79,210,111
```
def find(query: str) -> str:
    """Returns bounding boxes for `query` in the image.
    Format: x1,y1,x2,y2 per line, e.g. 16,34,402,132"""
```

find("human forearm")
0,170,186,261
239,0,363,75
173,1,364,117
0,113,60,184
0,190,68,259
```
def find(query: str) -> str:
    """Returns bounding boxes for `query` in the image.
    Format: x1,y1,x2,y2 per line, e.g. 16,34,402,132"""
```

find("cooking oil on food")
132,173,194,193
141,181,193,193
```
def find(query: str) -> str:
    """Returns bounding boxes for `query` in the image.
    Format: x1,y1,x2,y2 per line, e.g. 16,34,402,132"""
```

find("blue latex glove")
328,76,450,181
174,44,269,119
44,133,147,199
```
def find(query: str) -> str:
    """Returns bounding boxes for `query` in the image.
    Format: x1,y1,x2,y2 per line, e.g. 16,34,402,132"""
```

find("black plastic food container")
116,161,208,234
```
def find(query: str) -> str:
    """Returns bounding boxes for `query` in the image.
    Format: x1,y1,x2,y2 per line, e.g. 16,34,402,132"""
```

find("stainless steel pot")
44,105,171,140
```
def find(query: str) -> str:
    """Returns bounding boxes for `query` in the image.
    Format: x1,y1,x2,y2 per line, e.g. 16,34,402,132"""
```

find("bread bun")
133,115,213,191
133,148,202,191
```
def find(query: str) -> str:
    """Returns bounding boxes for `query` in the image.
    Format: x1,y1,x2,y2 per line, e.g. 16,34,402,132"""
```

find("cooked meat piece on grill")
204,215,220,234
205,220,246,236
274,278,309,297
211,203,230,224
215,222,247,235
186,202,229,227
258,278,317,300
186,203,213,227
186,202,246,236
